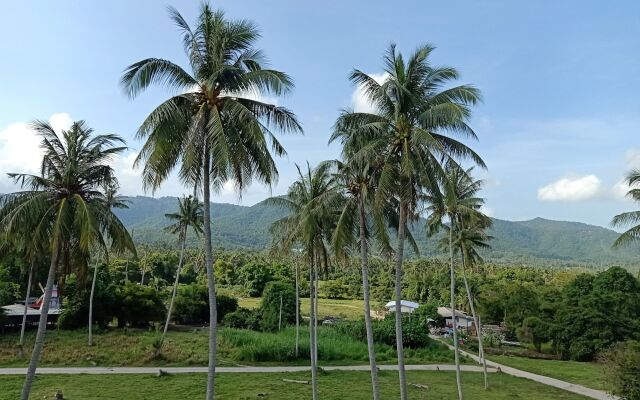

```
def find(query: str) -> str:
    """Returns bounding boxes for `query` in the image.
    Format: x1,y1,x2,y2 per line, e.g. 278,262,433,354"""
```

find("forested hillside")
115,196,639,268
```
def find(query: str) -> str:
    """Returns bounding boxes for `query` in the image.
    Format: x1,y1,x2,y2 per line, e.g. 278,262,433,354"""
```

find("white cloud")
0,113,73,192
537,175,602,201
350,72,388,113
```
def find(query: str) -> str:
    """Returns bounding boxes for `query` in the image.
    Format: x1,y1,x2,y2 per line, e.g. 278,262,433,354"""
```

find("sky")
1,1,640,229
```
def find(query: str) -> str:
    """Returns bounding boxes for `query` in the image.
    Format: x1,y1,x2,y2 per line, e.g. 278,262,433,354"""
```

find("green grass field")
238,297,366,320
490,355,608,391
0,370,590,400
0,327,455,367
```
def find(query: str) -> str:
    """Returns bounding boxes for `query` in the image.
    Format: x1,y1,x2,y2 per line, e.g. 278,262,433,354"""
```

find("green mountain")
115,196,639,268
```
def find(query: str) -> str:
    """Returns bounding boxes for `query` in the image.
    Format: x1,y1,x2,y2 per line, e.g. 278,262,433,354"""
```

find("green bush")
114,282,166,328
333,313,432,349
238,261,273,297
602,340,640,400
320,280,350,299
222,308,261,330
172,283,238,324
259,281,297,331
57,272,118,330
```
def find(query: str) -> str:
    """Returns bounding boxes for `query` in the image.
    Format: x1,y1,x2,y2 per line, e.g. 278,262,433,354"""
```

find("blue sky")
1,1,639,228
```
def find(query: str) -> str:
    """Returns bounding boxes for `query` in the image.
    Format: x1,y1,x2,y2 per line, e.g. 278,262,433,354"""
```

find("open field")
0,370,590,400
0,327,456,367
238,297,367,320
490,355,608,391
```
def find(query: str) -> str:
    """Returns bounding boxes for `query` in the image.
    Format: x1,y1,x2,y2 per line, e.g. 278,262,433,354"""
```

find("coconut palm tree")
426,163,488,399
331,44,484,400
612,170,640,247
456,217,492,389
0,120,135,400
269,163,338,400
88,182,131,347
121,4,301,397
161,195,204,348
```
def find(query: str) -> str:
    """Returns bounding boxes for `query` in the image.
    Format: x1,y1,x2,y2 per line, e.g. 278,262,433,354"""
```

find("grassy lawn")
0,370,590,399
0,327,456,367
490,355,608,391
238,297,366,320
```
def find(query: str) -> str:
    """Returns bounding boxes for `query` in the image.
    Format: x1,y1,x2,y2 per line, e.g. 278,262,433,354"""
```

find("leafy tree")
238,261,273,297
0,120,133,400
517,316,551,352
121,3,302,395
115,282,166,328
172,283,237,324
332,44,483,400
601,340,640,400
58,272,118,330
259,281,297,331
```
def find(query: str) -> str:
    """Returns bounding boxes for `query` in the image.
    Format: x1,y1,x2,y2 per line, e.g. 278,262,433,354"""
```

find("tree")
0,120,134,400
601,340,640,400
612,170,640,247
161,195,204,348
269,163,338,400
121,3,301,397
331,44,483,400
88,182,132,346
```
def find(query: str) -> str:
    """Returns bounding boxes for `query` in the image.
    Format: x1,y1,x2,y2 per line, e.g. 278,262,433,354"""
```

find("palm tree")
331,44,484,400
426,164,488,399
0,120,134,400
455,218,492,389
121,4,301,397
161,195,204,348
269,163,338,400
612,170,640,246
325,157,389,400
88,182,131,346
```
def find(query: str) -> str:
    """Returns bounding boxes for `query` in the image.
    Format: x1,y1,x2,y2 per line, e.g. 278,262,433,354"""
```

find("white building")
385,300,420,313
437,307,474,329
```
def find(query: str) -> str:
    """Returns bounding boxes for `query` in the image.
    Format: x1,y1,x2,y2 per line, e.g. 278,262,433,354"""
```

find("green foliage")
319,279,351,299
0,265,20,306
517,316,551,352
238,261,273,297
222,308,261,330
602,340,640,400
172,283,237,324
259,281,297,331
114,282,166,328
335,313,434,349
57,272,119,329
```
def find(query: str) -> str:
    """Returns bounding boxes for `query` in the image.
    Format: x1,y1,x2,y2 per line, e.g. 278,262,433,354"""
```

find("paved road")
0,364,493,375
433,337,619,400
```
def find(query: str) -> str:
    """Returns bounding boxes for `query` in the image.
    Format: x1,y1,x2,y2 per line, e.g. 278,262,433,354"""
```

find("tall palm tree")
88,182,132,346
455,218,492,389
0,120,134,400
161,195,204,348
121,4,301,397
331,44,483,400
427,163,488,400
612,170,640,246
269,163,338,400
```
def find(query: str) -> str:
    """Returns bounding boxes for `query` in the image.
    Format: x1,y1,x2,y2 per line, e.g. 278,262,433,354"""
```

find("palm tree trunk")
309,249,318,400
162,227,187,348
21,242,60,400
88,260,99,346
359,196,380,400
202,149,218,400
140,269,145,285
460,248,488,389
18,259,35,357
295,260,299,358
394,200,408,400
449,220,464,400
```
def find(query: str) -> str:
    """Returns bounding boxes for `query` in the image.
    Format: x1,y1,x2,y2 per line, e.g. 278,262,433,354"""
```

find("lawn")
0,370,590,399
490,355,608,391
238,297,366,320
0,327,455,367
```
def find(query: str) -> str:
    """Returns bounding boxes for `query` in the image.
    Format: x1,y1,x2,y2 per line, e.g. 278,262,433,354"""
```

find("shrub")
223,308,261,330
114,282,166,328
172,283,238,324
259,281,297,331
601,340,640,400
333,313,432,349
57,272,119,330
320,280,349,299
